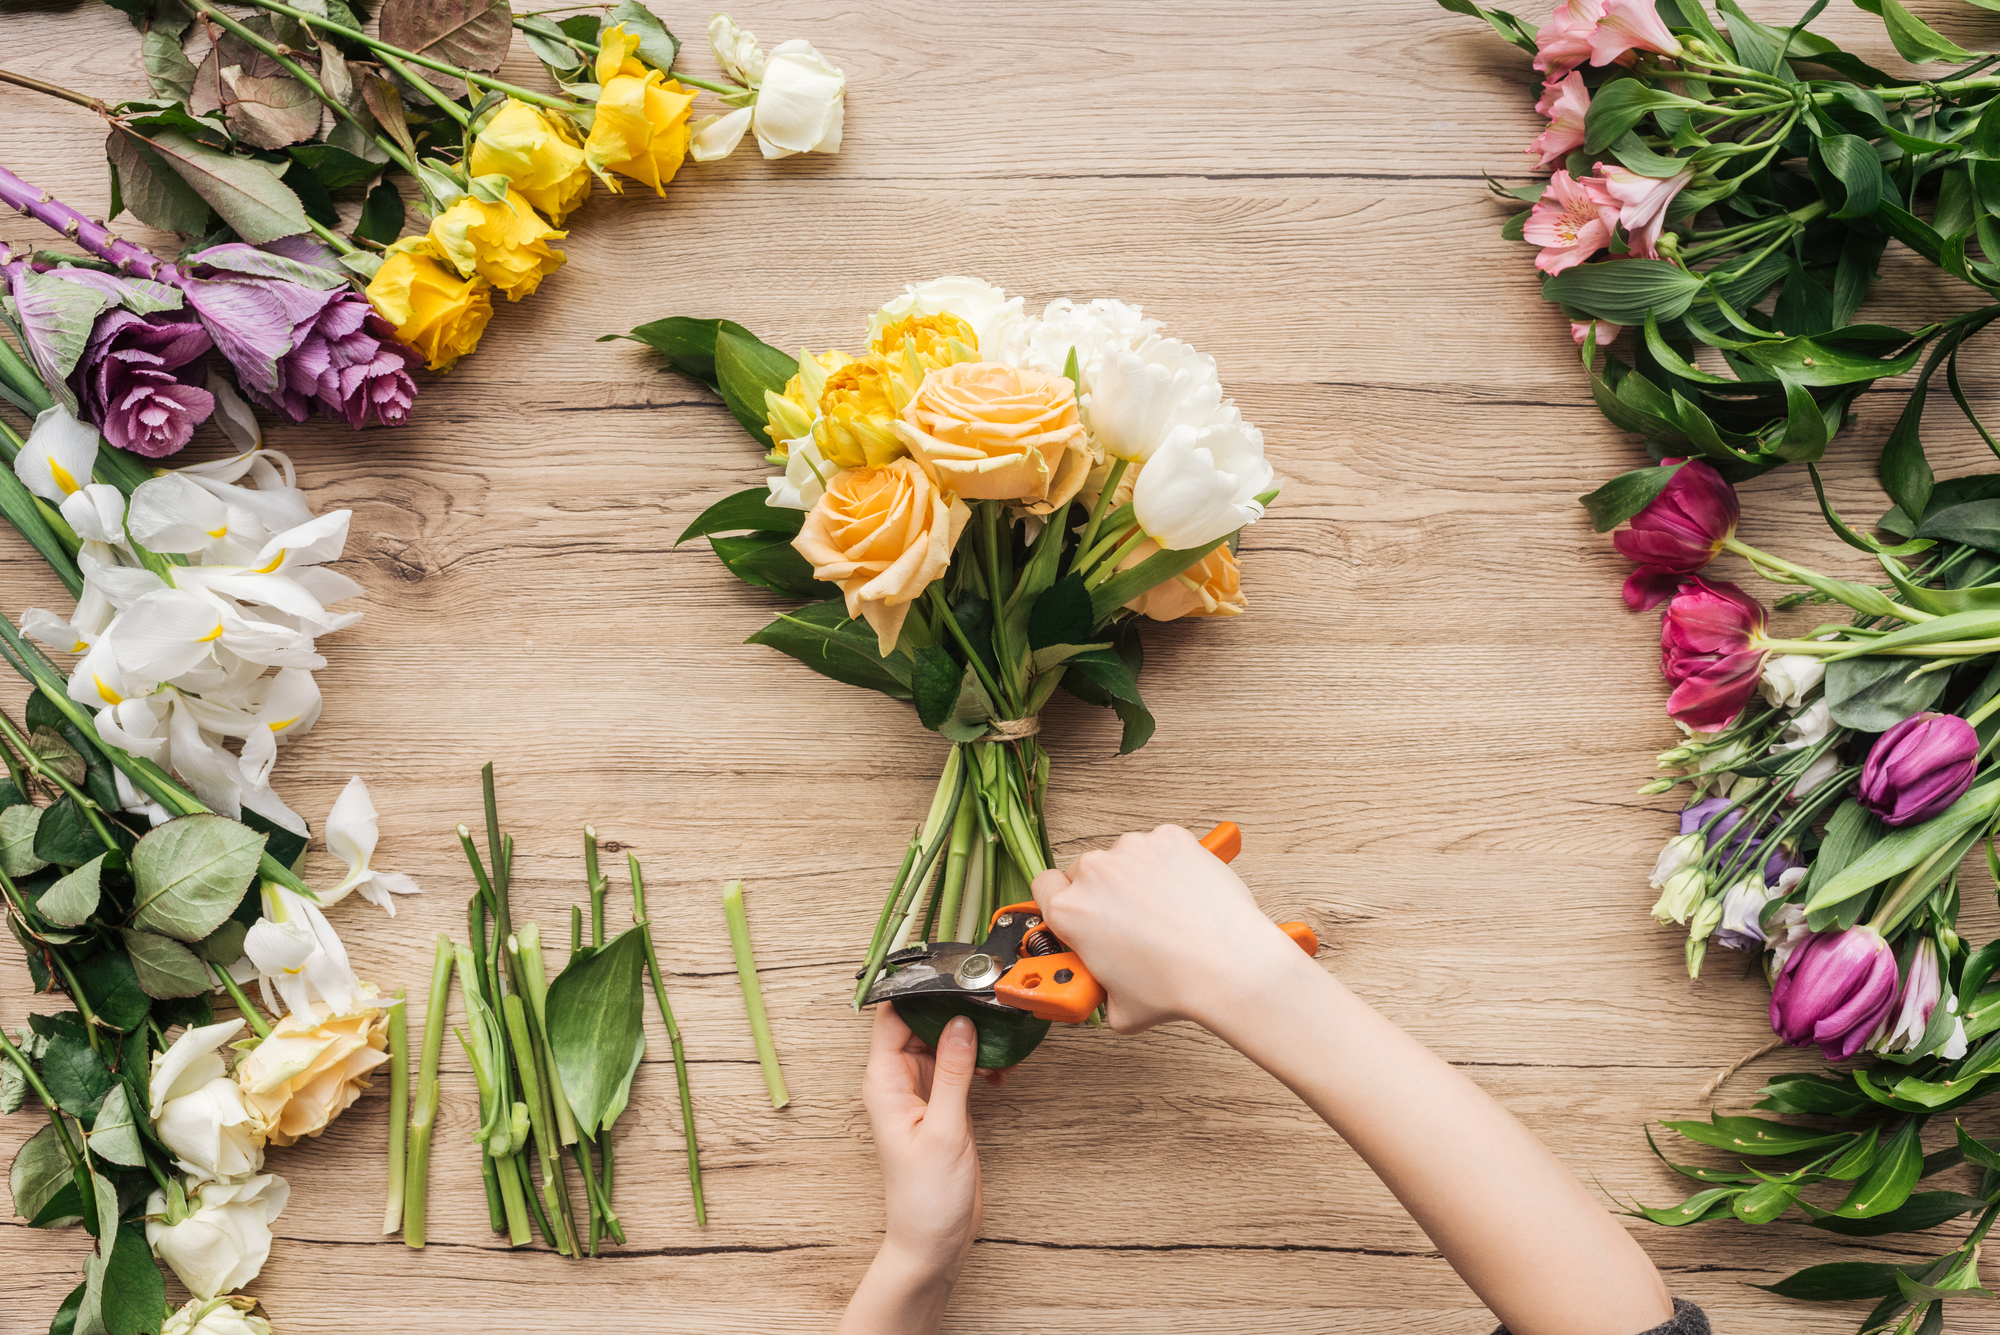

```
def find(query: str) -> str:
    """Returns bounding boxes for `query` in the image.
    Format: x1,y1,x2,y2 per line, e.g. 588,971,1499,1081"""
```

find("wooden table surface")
8,1,2000,1330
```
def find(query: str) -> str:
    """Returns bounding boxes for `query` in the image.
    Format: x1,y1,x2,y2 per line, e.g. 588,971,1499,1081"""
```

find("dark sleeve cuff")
1494,1297,1708,1335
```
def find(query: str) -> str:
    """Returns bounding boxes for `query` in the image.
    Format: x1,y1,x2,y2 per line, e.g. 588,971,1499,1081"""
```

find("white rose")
146,1174,289,1300
1760,653,1826,708
707,13,768,84
164,1296,274,1335
1130,418,1274,550
156,1080,262,1183
1086,335,1231,463
750,40,844,158
870,277,1027,363
766,439,835,511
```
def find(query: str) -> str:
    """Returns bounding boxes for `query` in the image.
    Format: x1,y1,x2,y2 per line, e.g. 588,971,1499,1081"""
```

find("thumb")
922,1015,979,1137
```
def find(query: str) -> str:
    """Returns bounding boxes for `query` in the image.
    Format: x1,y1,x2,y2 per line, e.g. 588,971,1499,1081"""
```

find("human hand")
1030,823,1313,1034
860,1003,984,1274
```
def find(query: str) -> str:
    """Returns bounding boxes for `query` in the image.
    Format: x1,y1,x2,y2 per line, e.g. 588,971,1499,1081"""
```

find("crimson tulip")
1659,577,1767,731
1615,458,1740,610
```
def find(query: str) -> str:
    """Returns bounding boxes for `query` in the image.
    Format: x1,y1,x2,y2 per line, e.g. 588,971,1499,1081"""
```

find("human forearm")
835,1239,963,1335
1205,958,1673,1335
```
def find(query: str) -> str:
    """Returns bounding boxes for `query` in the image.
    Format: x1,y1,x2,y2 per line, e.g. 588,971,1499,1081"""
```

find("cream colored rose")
792,459,969,655
1120,540,1245,622
163,1296,273,1335
233,990,390,1146
895,362,1090,514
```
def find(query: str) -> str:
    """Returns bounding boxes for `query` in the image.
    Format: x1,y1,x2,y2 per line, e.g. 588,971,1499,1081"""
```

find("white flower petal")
751,41,844,157
148,1019,245,1118
16,404,99,503
690,107,753,162
128,475,233,554
1131,419,1274,550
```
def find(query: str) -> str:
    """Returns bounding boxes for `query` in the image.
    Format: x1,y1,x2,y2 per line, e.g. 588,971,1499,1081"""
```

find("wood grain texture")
4,0,2000,1330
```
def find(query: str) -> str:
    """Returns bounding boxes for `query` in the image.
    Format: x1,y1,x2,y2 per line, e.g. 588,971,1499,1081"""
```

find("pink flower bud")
1659,577,1767,731
1614,459,1739,609
1769,925,1899,1061
1858,712,1978,827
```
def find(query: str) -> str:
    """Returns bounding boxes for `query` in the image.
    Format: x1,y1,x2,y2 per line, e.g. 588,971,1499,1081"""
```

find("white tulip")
765,439,835,511
1011,297,1161,390
164,1296,273,1335
1130,419,1275,550
1087,336,1231,463
871,277,1028,363
320,776,420,914
15,404,99,503
146,1173,289,1300
1759,653,1826,708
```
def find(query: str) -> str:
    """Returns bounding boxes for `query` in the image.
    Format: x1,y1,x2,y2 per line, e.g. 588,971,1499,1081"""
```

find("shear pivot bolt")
954,953,998,988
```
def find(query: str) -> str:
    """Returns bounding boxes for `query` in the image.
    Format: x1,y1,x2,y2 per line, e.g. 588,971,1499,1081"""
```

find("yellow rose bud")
469,99,592,225
233,992,391,1147
869,311,979,367
1119,540,1245,621
429,189,567,302
793,459,969,655
895,361,1091,514
583,24,696,194
764,348,852,456
364,238,494,372
813,356,912,470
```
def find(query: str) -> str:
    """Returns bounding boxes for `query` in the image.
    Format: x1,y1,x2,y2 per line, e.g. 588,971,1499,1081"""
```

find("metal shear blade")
860,940,1021,1012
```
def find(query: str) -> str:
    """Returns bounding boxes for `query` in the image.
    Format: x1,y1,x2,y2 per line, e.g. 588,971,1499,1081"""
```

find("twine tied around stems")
978,717,1041,741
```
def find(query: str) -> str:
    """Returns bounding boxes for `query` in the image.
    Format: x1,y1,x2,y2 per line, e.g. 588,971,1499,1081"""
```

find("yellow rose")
895,362,1090,513
1121,540,1245,621
869,312,979,367
583,24,696,194
469,99,592,225
793,459,969,654
429,189,567,302
765,349,852,456
813,356,914,470
364,237,494,371
233,992,390,1147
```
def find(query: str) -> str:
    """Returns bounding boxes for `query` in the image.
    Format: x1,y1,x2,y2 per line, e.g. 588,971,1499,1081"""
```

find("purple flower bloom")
1858,712,1978,827
68,308,216,458
291,291,418,428
1770,925,1899,1060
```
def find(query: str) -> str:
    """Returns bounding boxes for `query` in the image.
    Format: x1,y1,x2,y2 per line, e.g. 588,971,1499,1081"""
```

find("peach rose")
233,989,390,1146
894,362,1090,514
1121,540,1246,622
793,459,969,654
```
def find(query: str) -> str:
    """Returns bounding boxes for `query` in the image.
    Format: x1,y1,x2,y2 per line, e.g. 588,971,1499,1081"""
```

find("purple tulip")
1858,712,1978,827
69,308,216,458
1770,925,1899,1060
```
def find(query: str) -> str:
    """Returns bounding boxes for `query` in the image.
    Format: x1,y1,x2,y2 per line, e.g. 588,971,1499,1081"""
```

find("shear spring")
1020,924,1064,957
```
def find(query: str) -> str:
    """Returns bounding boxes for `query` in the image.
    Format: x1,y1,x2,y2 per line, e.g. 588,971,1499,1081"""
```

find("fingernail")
943,1016,975,1049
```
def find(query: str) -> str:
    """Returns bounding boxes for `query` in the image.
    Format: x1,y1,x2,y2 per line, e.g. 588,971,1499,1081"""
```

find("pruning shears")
858,823,1320,1025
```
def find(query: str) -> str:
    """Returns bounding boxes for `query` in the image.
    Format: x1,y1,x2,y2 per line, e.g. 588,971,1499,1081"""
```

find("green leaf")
104,126,210,235
12,270,111,402
1757,1261,1925,1300
1731,1178,1801,1223
1825,656,1948,731
1583,79,1709,154
1917,499,2000,552
1807,781,2000,912
601,1,681,72
1029,642,1113,674
10,1123,82,1224
1542,260,1705,325
69,953,150,1032
545,926,648,1136
129,814,268,943
36,797,110,868
1660,1113,1854,1156
1958,1121,2000,1171
40,1030,113,1117
1091,535,1230,624
1849,0,1976,63
1632,1184,1741,1225
1809,1191,1986,1236
121,928,215,999
138,128,310,242
677,487,806,544
609,315,726,391
939,662,999,743
1757,1070,1876,1117
1735,331,1926,388
1833,1117,1925,1217
1813,134,1886,219
911,644,960,731
1064,645,1156,754
1805,463,1932,557
1028,572,1094,648
90,1222,166,1335
353,179,405,246
84,1086,144,1169
715,327,799,446
898,993,1051,1069
709,531,834,599
37,855,105,928
286,142,377,190
192,919,249,967
0,805,49,877
747,599,913,700
518,13,589,69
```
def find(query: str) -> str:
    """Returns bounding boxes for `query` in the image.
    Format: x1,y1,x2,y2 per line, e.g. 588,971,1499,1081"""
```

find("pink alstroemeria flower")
1570,318,1622,347
1589,0,1683,65
1534,0,1603,75
1530,72,1591,168
1523,170,1620,274
1599,163,1694,258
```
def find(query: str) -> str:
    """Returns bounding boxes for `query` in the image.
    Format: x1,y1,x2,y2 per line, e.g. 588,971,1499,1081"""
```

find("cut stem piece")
403,934,453,1248
722,880,790,1110
632,854,706,1225
381,987,408,1235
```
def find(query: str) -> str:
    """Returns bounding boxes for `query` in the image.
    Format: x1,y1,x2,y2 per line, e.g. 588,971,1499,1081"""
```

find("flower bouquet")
628,277,1276,1067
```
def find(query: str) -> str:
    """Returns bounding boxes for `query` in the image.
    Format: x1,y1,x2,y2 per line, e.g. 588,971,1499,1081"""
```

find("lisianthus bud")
71,308,215,458
1614,459,1739,610
1659,577,1768,731
1650,867,1705,925
163,1296,273,1335
1688,894,1724,942
468,99,592,226
1858,712,1978,827
1874,939,1966,1057
1770,925,1899,1060
1714,866,1801,952
1648,831,1702,889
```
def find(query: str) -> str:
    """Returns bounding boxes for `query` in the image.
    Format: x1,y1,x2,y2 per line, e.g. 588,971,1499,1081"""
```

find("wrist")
879,1229,971,1285
1192,944,1337,1045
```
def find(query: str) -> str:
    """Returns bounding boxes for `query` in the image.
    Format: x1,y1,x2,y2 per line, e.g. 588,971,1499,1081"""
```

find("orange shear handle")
991,822,1317,1024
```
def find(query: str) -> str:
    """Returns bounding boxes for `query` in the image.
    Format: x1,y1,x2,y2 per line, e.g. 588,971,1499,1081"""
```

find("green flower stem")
44,952,108,1059
374,48,471,127
381,987,408,1235
1076,457,1130,558
934,779,980,944
1721,536,1935,623
204,960,271,1039
632,854,706,1225
852,750,966,1006
585,824,606,946
303,218,361,257
0,711,120,854
492,1149,530,1244
926,585,1009,711
509,18,751,97
186,0,424,180
478,1147,505,1234
1084,528,1152,591
509,1149,557,1246
1074,518,1141,584
1761,637,2000,658
721,880,789,1109
403,933,453,1248
1868,841,1965,937
501,988,577,1255
513,925,577,1147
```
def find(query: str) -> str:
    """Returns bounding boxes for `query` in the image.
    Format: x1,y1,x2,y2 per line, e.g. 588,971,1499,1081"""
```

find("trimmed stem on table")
403,934,453,1248
632,854,707,1225
502,987,578,1255
382,987,408,1235
722,880,790,1110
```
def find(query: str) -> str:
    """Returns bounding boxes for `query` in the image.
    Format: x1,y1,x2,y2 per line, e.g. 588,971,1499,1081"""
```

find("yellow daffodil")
468,99,592,225
763,348,851,456
364,238,493,372
428,189,567,302
583,24,696,194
